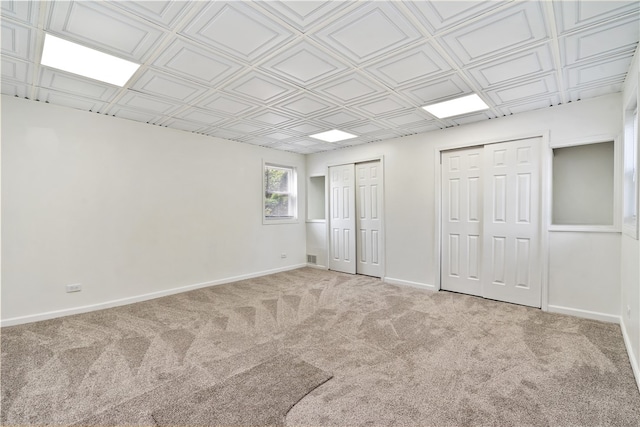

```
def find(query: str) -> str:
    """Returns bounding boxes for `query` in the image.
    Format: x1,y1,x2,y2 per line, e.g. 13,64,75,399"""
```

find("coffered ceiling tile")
162,118,208,133
254,130,300,143
399,74,472,106
311,2,422,64
565,53,634,89
467,43,555,89
351,95,412,117
404,0,508,34
39,68,119,101
1,0,40,25
1,80,29,98
568,82,625,102
258,40,348,86
363,129,403,142
107,0,194,28
255,1,351,32
381,110,435,127
363,41,452,88
2,56,31,83
222,71,297,104
316,109,365,127
152,38,243,87
486,74,558,105
47,0,165,62
36,88,108,112
448,111,496,126
311,72,387,104
273,93,334,117
560,15,639,65
307,138,348,153
173,107,230,127
1,20,35,61
196,92,259,117
179,1,294,62
343,121,387,135
247,110,297,126
495,95,561,115
109,105,164,124
220,120,270,135
554,0,640,34
291,138,329,148
203,128,245,142
285,121,328,135
438,1,548,65
404,121,442,134
283,144,319,154
117,91,182,115
130,69,208,103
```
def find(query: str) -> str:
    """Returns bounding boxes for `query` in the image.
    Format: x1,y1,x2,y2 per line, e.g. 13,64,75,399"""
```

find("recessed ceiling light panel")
41,34,140,86
309,129,357,143
422,94,490,119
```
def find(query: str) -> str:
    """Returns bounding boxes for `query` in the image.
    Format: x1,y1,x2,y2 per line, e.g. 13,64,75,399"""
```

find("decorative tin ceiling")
2,1,638,153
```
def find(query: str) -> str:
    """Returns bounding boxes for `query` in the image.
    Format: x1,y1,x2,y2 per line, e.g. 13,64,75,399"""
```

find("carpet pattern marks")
1,268,639,426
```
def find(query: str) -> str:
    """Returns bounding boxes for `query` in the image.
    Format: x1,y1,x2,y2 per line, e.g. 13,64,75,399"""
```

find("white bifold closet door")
329,164,356,274
441,138,541,308
329,161,383,278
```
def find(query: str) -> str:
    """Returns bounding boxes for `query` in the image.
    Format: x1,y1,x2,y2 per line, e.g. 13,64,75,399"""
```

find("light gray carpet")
2,268,639,426
151,353,331,426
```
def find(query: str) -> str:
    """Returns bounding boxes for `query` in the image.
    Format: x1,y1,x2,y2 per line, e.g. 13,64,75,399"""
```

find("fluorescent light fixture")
422,94,489,118
41,34,140,86
309,129,357,143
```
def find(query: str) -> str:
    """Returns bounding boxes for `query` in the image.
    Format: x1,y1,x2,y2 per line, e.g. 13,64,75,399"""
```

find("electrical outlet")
627,305,631,319
66,283,82,293
281,253,287,259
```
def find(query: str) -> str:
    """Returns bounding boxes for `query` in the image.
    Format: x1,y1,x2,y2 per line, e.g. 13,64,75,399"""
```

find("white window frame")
263,162,298,225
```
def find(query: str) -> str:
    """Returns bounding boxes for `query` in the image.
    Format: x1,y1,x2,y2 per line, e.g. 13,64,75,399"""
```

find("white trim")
547,304,620,324
384,277,436,291
540,131,551,311
306,263,328,270
0,264,307,327
548,225,619,233
621,317,640,393
550,133,618,149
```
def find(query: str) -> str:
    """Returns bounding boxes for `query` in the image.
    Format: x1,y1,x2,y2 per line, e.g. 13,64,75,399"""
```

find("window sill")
263,218,299,225
548,224,619,233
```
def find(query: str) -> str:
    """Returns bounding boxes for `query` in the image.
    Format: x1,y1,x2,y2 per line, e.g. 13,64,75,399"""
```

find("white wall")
620,48,640,390
307,93,622,317
1,96,306,325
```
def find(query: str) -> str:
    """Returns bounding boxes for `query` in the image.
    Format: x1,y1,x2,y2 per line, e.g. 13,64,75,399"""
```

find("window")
623,107,638,238
264,163,297,222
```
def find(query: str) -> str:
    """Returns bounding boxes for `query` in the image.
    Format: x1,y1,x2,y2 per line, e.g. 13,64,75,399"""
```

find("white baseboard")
306,263,328,270
621,317,640,393
547,304,620,324
0,264,307,327
383,277,436,291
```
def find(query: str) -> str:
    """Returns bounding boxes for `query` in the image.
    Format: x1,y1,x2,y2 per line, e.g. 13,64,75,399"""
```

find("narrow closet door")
441,147,483,296
329,164,356,274
482,138,541,307
356,161,383,277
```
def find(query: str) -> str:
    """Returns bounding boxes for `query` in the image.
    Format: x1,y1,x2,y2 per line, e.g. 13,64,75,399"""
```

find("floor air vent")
307,254,317,264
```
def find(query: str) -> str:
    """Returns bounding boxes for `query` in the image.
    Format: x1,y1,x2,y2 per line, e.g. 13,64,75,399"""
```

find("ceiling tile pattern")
1,0,638,154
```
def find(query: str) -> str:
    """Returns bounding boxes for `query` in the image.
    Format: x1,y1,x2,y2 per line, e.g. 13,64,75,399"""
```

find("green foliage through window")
265,165,295,219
